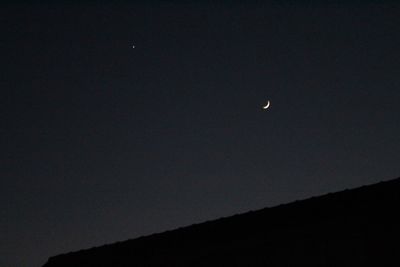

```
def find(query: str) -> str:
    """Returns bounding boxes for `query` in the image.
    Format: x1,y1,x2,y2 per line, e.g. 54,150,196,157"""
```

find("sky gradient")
1,1,400,267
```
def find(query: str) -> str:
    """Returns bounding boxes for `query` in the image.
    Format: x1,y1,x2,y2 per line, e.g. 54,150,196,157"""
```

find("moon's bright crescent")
263,101,270,109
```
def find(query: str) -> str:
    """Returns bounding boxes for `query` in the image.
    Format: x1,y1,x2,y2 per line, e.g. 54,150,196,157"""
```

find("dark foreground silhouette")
43,177,400,266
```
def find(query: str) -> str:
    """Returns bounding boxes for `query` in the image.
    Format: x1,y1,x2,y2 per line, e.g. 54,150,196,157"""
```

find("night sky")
2,1,400,267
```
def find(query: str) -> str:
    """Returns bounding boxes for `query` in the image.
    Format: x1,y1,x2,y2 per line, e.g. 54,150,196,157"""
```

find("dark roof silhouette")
43,177,400,266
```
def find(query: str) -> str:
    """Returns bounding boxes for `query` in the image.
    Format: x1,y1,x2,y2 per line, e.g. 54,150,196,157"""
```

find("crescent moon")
263,101,270,109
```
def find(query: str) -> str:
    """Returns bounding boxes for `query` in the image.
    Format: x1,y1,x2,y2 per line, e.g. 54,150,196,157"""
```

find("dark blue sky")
1,1,400,267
